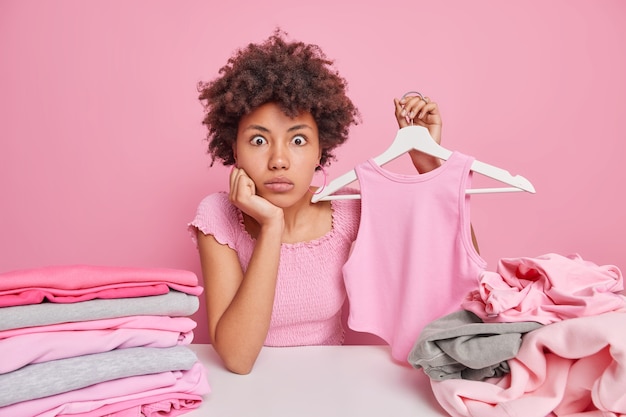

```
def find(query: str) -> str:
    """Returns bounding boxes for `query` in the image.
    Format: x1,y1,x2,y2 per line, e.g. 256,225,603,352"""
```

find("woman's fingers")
394,98,410,128
395,95,431,127
229,166,255,203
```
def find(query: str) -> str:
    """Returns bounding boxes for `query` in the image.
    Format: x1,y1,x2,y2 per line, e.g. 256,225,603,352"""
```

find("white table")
186,344,449,417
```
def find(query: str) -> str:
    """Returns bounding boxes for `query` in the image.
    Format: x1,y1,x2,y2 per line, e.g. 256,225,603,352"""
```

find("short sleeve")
329,187,361,242
187,192,241,250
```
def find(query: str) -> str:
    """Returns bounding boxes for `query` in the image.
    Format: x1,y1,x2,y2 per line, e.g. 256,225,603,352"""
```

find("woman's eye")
250,136,267,146
291,135,307,146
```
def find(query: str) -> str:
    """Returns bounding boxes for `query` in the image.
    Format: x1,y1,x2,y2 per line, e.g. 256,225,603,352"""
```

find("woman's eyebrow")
287,124,313,132
243,124,270,133
243,124,313,133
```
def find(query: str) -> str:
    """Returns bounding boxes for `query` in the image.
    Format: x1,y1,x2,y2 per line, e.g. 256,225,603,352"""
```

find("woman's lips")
264,178,294,192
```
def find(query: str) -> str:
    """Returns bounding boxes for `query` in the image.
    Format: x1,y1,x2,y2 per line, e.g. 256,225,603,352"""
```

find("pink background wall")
1,0,625,344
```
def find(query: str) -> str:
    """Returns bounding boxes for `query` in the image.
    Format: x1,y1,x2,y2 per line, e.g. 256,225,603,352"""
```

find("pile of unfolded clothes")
0,264,210,417
408,253,626,417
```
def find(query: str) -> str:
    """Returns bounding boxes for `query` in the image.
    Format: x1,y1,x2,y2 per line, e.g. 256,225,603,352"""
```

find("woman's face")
234,102,321,207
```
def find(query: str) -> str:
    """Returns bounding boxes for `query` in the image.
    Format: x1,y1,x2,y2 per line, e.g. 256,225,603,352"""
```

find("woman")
189,29,443,374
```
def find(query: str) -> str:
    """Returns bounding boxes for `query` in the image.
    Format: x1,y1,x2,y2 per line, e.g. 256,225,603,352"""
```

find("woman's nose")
269,144,289,170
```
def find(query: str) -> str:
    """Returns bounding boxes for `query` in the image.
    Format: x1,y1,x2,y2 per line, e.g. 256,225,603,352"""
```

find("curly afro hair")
198,29,361,167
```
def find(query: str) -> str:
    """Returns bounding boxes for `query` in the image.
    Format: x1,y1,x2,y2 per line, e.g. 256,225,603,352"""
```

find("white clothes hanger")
311,125,536,202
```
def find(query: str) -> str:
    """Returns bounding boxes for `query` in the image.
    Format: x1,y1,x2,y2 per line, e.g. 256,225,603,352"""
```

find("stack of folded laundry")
0,264,210,417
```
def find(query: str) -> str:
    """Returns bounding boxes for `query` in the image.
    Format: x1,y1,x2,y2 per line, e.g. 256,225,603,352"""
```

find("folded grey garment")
0,345,199,407
408,309,542,381
0,290,199,331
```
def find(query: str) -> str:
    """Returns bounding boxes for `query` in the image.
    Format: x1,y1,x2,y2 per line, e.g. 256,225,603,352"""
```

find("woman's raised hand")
393,93,442,145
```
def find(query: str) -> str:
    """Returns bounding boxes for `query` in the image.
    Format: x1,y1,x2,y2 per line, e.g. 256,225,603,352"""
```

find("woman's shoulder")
196,191,232,212
329,187,361,239
194,191,240,224
188,192,242,247
328,187,361,208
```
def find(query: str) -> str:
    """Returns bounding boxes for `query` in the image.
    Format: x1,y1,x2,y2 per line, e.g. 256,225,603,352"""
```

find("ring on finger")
401,90,424,100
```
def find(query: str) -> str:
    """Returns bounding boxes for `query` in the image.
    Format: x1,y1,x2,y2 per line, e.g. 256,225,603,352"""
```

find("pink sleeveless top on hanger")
343,152,487,362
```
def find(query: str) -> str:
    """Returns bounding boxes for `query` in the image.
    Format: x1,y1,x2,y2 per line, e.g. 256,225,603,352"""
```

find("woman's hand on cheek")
229,167,284,227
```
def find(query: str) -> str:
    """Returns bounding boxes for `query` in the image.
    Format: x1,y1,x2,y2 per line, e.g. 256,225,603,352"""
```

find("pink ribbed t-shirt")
189,192,360,346
343,152,487,362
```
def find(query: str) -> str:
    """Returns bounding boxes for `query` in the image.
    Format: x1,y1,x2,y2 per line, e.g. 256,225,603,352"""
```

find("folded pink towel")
0,265,203,307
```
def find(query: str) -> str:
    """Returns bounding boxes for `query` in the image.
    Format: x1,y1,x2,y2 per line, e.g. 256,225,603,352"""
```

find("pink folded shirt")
0,326,195,374
0,315,196,341
0,264,203,307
